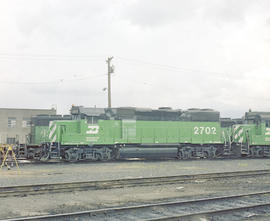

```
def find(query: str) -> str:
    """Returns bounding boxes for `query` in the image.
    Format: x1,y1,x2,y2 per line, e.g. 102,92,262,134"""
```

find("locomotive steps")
1,169,270,198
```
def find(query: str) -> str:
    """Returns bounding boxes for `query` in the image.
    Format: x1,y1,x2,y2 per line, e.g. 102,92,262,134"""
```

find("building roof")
0,107,56,111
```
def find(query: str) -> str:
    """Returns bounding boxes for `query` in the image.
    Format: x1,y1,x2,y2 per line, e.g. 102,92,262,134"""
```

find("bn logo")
86,125,99,134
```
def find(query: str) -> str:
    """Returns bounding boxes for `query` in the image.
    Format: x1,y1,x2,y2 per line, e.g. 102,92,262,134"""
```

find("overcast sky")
0,0,270,117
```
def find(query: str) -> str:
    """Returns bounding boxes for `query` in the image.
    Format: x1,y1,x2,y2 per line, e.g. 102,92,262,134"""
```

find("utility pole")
106,57,114,108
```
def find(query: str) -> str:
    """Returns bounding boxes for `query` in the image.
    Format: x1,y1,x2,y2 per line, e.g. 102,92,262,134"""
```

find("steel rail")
3,191,270,221
147,203,270,221
1,169,270,198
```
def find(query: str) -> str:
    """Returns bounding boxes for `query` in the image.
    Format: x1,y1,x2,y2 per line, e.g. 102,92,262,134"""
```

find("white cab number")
194,126,216,135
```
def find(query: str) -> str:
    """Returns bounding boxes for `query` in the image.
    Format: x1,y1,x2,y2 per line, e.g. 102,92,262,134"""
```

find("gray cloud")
122,1,210,28
266,17,270,26
16,1,114,47
123,0,202,27
203,0,252,24
0,0,270,117
123,0,270,28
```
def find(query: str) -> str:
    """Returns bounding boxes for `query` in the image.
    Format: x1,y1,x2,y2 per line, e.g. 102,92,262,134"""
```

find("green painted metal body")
49,119,225,146
232,123,270,146
31,125,50,144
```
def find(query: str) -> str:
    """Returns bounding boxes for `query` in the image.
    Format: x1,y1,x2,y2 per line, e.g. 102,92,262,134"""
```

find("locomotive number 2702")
194,126,216,135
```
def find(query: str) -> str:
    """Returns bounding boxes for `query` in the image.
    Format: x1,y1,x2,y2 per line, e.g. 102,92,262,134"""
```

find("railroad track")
1,169,270,198
4,191,270,221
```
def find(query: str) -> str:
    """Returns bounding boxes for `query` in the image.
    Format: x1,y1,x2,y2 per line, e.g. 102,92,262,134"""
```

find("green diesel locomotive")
232,111,270,157
18,106,270,161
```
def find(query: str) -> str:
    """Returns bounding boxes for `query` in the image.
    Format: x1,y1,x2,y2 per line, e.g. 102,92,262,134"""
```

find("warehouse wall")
0,108,56,144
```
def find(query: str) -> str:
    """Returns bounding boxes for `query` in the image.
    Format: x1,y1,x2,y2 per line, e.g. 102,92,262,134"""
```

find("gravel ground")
0,158,270,219
1,158,270,186
1,172,270,219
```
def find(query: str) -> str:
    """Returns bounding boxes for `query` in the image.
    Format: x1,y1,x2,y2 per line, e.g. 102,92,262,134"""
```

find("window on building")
8,117,16,128
22,118,31,128
6,137,16,144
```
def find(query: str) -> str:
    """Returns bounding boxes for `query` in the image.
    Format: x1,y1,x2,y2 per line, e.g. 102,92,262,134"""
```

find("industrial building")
0,108,56,144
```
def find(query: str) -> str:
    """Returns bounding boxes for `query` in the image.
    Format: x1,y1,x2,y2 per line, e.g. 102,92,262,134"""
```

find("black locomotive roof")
70,106,106,117
70,105,220,122
31,114,72,126
245,111,270,122
180,109,220,122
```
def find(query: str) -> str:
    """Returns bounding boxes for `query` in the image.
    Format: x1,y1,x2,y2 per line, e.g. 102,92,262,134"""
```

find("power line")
0,57,104,62
0,53,105,58
0,73,107,85
116,56,227,75
0,52,228,75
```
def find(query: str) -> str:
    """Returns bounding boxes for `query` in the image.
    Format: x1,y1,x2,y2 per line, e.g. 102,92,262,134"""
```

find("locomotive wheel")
112,148,120,160
95,153,110,161
64,150,79,162
177,150,183,159
40,152,50,161
258,150,264,157
95,153,102,161
102,154,109,161
203,151,209,158
64,152,70,161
